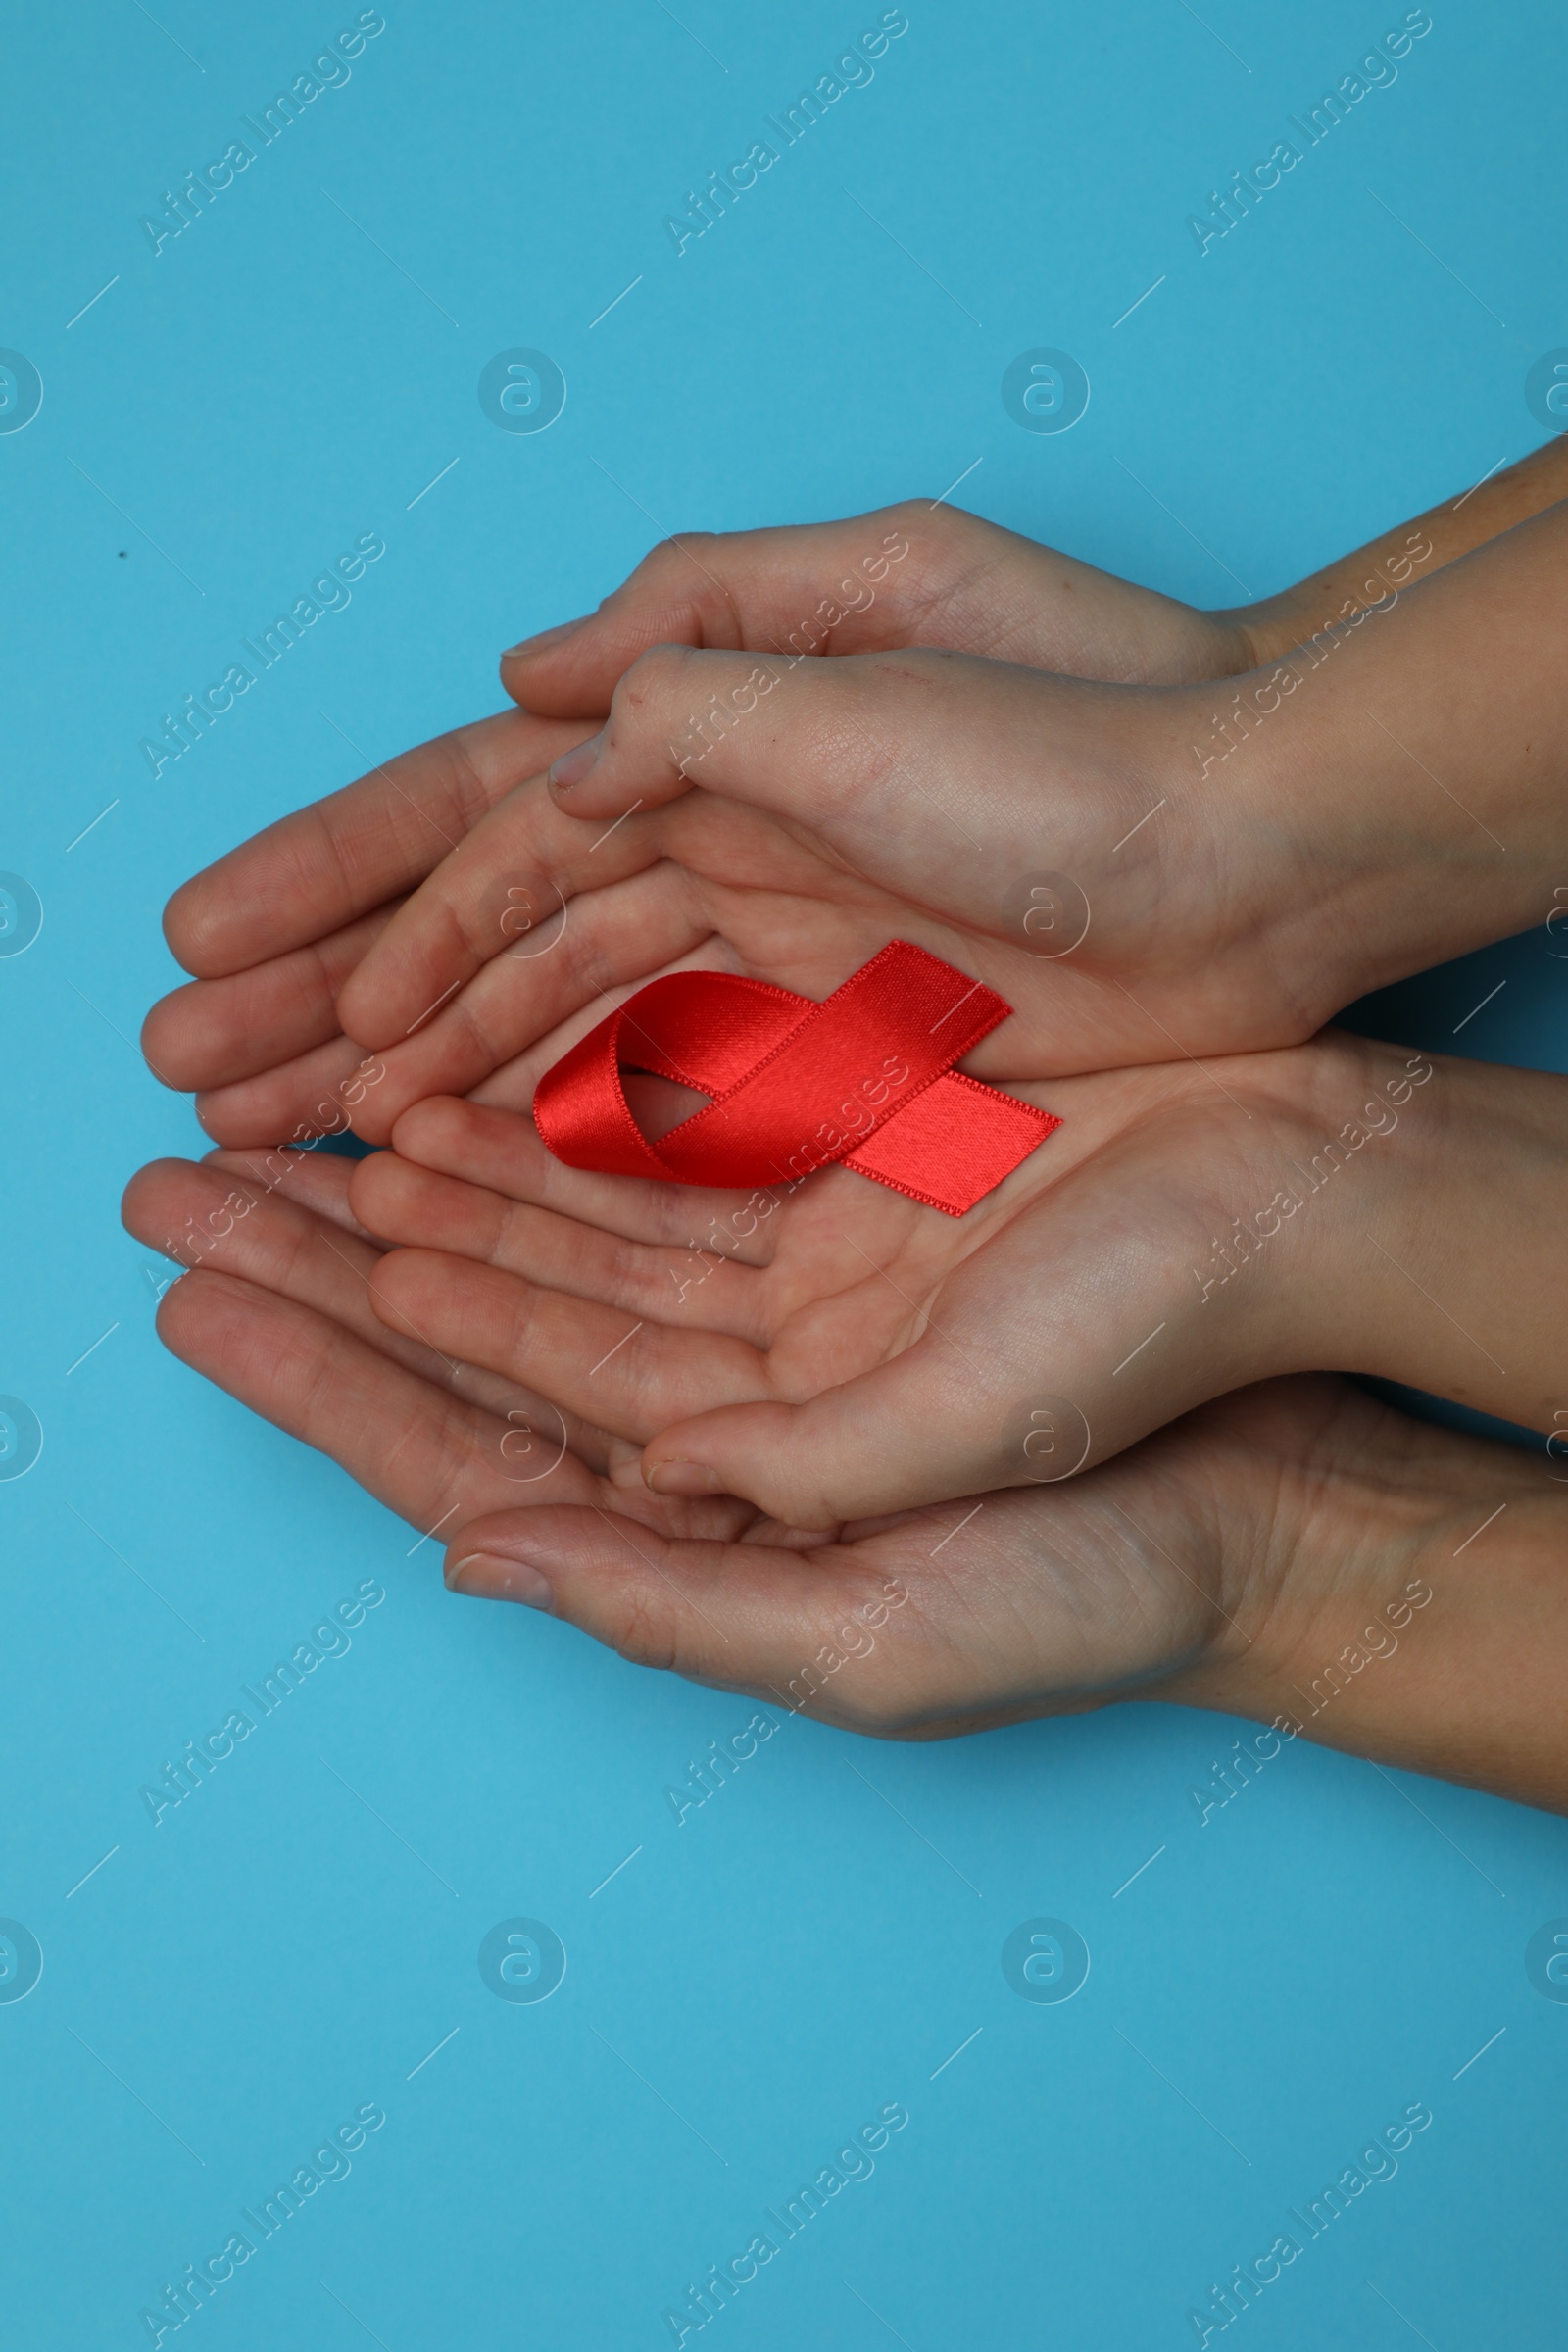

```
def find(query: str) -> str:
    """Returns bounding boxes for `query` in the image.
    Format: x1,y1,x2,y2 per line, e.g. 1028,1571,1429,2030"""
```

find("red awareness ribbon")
532,940,1060,1217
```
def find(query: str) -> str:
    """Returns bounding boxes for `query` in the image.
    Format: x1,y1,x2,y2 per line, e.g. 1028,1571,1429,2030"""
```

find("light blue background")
3,3,1565,2344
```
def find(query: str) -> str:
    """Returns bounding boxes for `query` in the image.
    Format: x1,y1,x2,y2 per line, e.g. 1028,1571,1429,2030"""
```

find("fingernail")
549,730,605,791
644,1459,724,1496
446,1552,555,1608
503,614,590,658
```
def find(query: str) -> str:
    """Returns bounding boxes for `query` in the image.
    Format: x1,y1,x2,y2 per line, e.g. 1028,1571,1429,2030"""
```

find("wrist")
1158,622,1509,1024
1147,604,1255,687
1216,515,1442,674
1135,1376,1436,1726
1142,1380,1568,1812
1353,1053,1568,1435
1196,1033,1530,1434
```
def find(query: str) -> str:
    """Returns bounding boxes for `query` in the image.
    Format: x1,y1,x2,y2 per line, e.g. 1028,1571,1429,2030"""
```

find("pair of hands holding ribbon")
126,454,1568,1806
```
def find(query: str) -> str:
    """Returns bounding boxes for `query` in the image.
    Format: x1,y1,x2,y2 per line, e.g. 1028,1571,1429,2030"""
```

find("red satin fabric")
532,941,1060,1216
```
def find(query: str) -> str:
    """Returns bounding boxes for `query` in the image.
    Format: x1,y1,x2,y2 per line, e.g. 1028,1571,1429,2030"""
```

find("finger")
143,901,401,1094
385,1094,778,1260
537,642,987,838
339,860,707,1119
124,1155,629,1478
438,1428,1228,1733
500,507,930,715
153,1265,607,1524
124,1155,450,1387
349,1150,770,1339
332,769,677,1051
201,1145,383,1240
193,1034,377,1151
502,501,1195,713
163,707,592,979
367,1248,768,1445
443,1501,919,1716
340,752,913,1076
355,922,753,1150
145,894,404,1096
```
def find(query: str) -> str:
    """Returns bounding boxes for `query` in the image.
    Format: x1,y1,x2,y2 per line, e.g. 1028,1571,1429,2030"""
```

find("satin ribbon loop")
532,940,1060,1216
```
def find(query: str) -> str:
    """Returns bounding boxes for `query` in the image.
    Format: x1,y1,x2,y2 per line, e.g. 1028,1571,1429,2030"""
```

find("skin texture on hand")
114,1145,1568,1811
1233,434,1568,666
495,448,1568,707
248,1027,1554,1531
143,706,597,1129
144,455,1568,1147
296,495,1568,1161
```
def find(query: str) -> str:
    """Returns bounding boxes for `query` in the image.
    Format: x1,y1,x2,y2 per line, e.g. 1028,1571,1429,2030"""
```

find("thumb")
500,508,929,717
542,638,921,831
441,1504,915,1720
629,1347,1078,1530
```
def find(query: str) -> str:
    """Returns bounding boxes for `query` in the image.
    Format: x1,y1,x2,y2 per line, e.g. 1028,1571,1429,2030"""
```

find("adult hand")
140,501,1234,1148
115,1149,1568,1811
324,1029,1559,1530
321,500,1568,1147
120,1143,750,1531
144,447,1568,1145
500,444,1568,712
446,1370,1568,1819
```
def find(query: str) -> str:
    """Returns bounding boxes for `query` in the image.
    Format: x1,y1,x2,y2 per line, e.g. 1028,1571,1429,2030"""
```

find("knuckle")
614,640,699,724
637,533,710,584
610,1586,683,1675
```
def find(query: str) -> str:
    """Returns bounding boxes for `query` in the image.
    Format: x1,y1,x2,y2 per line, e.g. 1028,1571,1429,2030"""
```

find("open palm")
119,1138,1427,1740
306,1020,1418,1530
303,641,1338,1154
